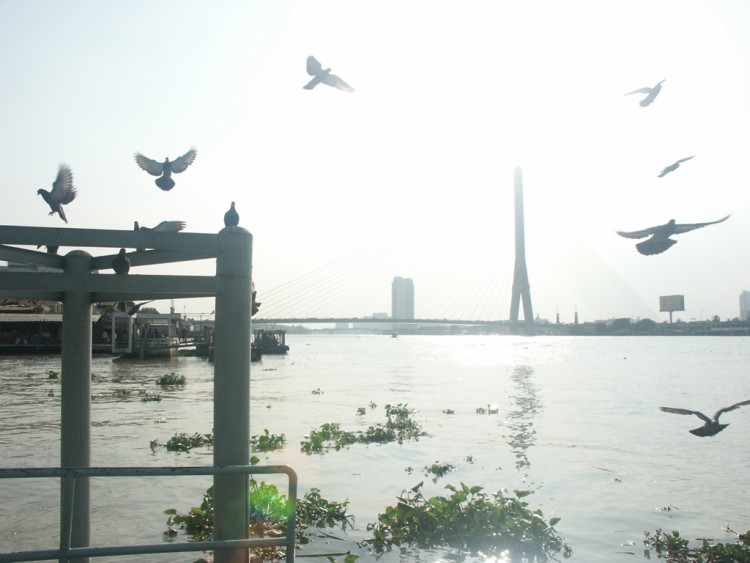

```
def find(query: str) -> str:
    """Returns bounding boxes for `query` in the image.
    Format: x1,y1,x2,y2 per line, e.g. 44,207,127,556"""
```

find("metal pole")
213,227,252,563
61,250,93,563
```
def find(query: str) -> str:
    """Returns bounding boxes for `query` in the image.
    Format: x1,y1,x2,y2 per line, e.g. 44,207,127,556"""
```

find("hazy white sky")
1,0,749,322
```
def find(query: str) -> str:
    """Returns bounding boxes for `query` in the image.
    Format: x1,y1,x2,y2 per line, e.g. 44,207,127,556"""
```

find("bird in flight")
37,164,77,223
134,220,186,232
660,400,750,437
303,56,353,92
224,201,239,227
658,155,695,178
616,215,729,255
127,300,153,316
112,248,130,275
625,79,665,107
134,148,197,191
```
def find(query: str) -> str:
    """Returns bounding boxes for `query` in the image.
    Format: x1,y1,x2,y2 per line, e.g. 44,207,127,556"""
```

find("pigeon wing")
677,155,695,164
714,399,750,418
673,215,730,235
135,153,164,176
51,165,76,204
169,148,197,174
660,406,712,423
616,226,656,240
306,56,323,76
625,87,652,96
322,73,353,92
152,220,186,232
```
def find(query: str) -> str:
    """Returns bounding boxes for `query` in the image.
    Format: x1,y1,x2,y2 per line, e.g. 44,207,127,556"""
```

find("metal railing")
0,464,297,563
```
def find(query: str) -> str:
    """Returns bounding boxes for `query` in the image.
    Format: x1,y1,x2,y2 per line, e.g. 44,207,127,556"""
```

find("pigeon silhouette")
37,164,77,223
127,300,153,316
36,244,59,254
625,79,665,107
303,56,353,92
660,400,750,437
134,148,197,191
224,201,239,227
112,248,130,275
617,215,729,255
134,220,186,232
658,155,695,178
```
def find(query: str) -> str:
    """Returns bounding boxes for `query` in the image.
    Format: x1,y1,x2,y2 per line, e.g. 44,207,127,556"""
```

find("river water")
1,334,749,562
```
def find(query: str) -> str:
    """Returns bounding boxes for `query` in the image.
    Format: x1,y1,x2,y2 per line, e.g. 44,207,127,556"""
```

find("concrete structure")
509,166,534,330
0,224,252,563
391,276,415,319
740,291,750,321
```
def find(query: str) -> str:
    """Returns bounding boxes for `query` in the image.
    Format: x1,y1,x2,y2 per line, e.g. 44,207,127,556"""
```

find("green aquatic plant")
140,393,163,402
423,461,455,482
156,372,185,387
642,527,750,561
442,408,455,415
364,482,571,560
251,429,287,452
47,370,59,379
300,404,426,454
311,388,324,395
475,404,499,414
151,432,213,452
164,480,353,561
356,407,366,416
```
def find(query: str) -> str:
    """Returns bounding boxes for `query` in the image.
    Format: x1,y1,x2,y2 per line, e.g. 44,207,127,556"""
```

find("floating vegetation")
423,462,455,482
642,526,750,561
369,401,377,409
475,404,499,415
300,404,426,454
47,389,54,397
164,480,353,561
364,483,572,560
465,455,475,464
356,407,366,416
311,388,323,395
47,370,59,379
112,388,131,399
442,408,455,415
251,429,286,452
150,432,214,453
156,372,185,387
141,393,163,403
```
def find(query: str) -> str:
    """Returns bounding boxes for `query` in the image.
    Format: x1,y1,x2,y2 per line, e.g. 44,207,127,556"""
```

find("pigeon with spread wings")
37,164,77,223
660,400,750,437
134,220,186,232
135,148,197,191
617,215,729,255
658,155,695,178
303,56,353,92
625,79,665,107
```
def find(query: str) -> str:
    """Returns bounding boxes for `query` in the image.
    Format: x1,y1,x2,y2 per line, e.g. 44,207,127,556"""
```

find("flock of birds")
33,60,748,437
621,81,746,437
617,79,730,256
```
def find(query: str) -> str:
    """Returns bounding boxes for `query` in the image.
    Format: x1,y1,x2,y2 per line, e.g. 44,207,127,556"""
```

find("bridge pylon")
509,166,535,333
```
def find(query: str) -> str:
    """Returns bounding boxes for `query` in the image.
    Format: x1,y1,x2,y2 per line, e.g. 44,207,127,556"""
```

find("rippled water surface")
2,335,749,561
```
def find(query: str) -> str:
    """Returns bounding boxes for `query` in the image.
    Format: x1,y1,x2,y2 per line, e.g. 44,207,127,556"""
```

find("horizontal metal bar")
0,465,296,479
0,245,64,269
90,249,217,270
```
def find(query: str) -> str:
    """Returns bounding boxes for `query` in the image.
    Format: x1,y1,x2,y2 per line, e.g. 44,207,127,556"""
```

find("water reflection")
503,365,542,473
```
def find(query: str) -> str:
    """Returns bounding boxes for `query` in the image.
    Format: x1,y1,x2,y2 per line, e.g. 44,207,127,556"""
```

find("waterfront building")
391,276,415,319
740,291,750,321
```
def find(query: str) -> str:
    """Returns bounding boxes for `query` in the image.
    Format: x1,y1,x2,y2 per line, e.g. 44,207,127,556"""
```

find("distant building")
391,277,415,320
740,291,750,321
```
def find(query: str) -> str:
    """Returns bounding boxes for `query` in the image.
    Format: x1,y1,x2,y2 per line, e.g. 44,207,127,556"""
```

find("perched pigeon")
625,79,665,107
303,56,353,92
36,244,59,254
617,215,729,255
658,155,695,178
112,248,130,275
37,164,77,223
134,148,197,191
224,201,239,227
134,220,186,232
127,300,153,316
660,400,750,437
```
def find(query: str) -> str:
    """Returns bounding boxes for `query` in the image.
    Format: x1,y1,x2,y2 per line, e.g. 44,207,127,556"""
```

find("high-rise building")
391,277,415,319
740,291,750,321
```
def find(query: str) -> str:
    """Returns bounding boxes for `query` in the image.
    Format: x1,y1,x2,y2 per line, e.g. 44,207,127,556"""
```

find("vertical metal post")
61,250,93,563
213,227,252,563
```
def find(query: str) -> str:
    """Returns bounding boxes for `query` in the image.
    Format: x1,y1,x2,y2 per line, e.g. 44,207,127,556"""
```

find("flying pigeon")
224,201,239,227
616,215,729,255
134,148,197,191
658,155,695,178
37,164,77,223
112,248,130,275
303,56,353,92
134,220,186,232
625,79,665,107
127,300,153,316
660,400,750,437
